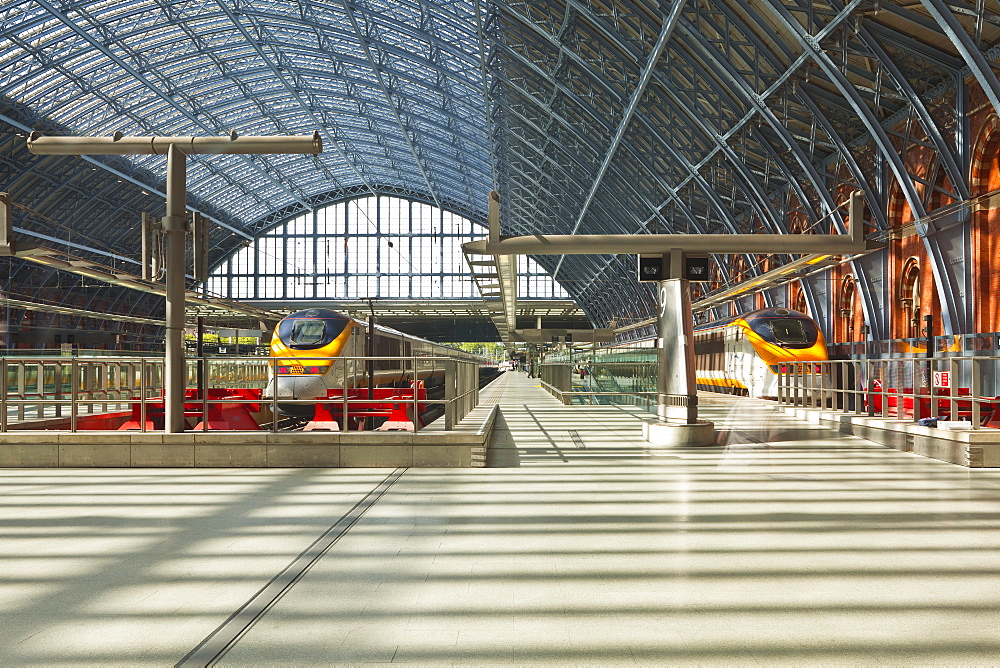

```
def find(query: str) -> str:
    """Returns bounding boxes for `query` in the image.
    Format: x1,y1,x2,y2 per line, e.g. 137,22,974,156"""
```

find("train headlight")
306,365,330,374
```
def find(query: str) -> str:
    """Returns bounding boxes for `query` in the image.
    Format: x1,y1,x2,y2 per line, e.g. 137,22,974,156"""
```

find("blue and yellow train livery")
693,308,829,399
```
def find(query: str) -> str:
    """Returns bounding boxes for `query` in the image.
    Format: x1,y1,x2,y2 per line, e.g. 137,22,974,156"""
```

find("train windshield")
288,320,328,346
278,309,352,349
767,318,810,344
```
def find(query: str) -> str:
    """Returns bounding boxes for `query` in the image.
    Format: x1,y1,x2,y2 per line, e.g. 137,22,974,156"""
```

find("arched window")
839,275,857,341
970,117,1000,332
207,195,568,300
900,258,921,338
792,289,807,315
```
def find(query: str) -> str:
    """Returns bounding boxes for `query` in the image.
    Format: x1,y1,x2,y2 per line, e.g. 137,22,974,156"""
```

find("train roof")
693,308,813,331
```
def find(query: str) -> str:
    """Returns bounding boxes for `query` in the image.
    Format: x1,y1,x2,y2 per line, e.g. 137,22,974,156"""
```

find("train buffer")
119,388,263,431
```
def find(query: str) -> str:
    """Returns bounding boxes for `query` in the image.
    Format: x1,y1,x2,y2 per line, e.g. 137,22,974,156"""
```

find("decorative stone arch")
836,274,862,343
887,181,916,232
730,255,750,316
970,114,1000,332
899,257,922,339
790,283,808,315
709,262,723,292
887,174,939,339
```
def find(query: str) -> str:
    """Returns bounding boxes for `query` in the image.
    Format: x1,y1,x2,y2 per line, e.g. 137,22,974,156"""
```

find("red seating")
866,380,1000,427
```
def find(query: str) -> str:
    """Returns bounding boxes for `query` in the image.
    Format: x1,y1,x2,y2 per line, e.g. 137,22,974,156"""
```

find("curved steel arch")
1,0,998,336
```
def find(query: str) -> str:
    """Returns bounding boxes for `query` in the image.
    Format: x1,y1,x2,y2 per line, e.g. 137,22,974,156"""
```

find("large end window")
206,195,569,301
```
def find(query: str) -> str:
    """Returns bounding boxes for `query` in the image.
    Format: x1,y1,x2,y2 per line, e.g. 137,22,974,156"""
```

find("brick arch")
970,114,1000,332
754,254,771,310
887,174,938,339
789,282,807,315
730,255,749,316
836,274,863,343
898,257,922,339
926,158,956,212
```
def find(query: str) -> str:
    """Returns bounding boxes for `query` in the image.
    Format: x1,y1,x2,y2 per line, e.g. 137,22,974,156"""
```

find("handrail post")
1,358,7,433
972,357,983,429
53,361,63,418
341,356,348,432
444,359,457,430
271,357,279,432
948,357,959,422
70,358,78,433
411,351,419,433
202,357,209,431
139,359,147,432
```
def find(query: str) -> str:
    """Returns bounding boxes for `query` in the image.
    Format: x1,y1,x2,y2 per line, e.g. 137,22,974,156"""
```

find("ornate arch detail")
899,257,922,338
970,113,1000,333
837,274,859,342
970,114,1000,195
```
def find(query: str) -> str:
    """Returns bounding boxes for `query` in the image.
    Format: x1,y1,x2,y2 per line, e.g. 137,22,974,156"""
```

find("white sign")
933,371,950,388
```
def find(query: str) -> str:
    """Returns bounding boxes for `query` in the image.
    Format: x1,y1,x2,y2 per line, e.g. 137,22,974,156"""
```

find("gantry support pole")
163,144,187,433
26,131,322,433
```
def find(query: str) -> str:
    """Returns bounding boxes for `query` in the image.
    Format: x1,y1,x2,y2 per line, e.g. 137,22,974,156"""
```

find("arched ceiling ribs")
489,45,691,237
495,80,687,236
665,29,789,233
566,0,686,237
550,0,686,280
682,5,841,230
29,0,312,212
854,21,969,201
800,89,889,232
473,0,499,189
338,0,444,209
489,3,737,237
919,0,1000,118
0,110,253,242
759,0,928,223
209,0,375,198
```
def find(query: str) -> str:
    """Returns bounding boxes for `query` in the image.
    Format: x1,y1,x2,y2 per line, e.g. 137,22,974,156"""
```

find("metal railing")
777,356,1000,429
1,354,482,433
538,362,657,409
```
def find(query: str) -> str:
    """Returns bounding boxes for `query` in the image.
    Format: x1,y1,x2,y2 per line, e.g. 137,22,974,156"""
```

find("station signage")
637,254,711,282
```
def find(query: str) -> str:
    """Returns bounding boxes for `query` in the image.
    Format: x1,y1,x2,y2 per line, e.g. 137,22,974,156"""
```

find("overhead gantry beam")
465,192,869,256
26,132,321,433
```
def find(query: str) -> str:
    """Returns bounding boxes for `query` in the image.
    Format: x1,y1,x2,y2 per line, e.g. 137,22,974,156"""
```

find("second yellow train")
693,307,829,399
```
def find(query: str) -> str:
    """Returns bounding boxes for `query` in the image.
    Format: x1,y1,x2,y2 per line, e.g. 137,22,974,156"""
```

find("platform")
4,373,1000,665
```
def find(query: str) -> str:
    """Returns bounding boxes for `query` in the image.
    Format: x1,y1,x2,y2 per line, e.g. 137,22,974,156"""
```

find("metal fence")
1,355,482,433
777,356,1000,429
538,361,657,410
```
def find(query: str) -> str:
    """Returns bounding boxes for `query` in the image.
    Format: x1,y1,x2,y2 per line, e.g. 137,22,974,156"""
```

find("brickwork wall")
970,110,1000,333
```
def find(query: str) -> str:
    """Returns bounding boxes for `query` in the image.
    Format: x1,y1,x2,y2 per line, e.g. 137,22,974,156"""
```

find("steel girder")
1,0,999,337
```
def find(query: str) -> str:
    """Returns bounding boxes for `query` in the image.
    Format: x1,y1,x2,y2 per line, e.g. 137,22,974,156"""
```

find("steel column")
163,144,187,433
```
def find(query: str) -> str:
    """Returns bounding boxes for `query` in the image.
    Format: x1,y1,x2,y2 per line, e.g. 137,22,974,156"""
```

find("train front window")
768,318,808,343
289,320,327,345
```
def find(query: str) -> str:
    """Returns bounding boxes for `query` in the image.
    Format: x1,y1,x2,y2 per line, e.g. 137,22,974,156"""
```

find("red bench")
867,381,1000,427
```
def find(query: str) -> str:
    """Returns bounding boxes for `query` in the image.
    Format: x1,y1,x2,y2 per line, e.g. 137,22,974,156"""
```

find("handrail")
1,354,485,433
777,355,1000,430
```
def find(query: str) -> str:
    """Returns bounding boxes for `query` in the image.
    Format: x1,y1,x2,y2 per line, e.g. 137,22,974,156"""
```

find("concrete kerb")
0,406,500,467
776,404,1000,467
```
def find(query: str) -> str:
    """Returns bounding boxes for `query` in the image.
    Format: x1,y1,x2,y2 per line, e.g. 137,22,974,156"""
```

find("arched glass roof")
1,0,999,331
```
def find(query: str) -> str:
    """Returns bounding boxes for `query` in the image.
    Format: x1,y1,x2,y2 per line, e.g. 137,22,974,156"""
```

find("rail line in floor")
175,468,407,668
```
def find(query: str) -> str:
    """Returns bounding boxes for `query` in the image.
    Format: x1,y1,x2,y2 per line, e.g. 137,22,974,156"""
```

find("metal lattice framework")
2,0,999,338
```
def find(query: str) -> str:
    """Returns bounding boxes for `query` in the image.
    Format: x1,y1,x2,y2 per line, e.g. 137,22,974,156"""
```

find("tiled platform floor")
3,372,1000,665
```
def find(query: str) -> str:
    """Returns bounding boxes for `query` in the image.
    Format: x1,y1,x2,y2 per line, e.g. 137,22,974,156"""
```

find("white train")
262,308,496,424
